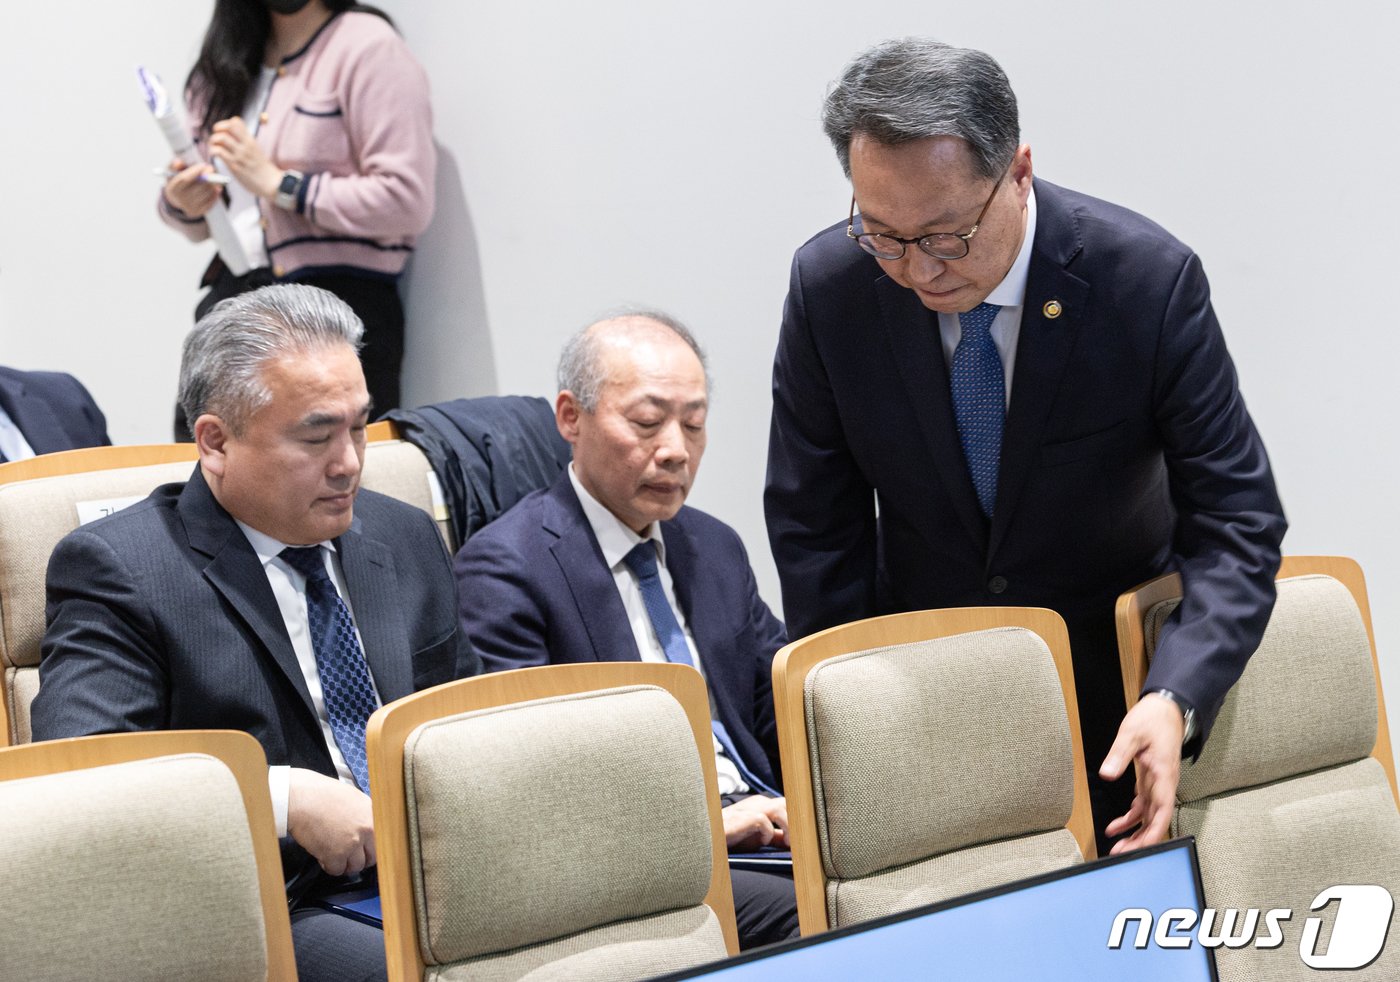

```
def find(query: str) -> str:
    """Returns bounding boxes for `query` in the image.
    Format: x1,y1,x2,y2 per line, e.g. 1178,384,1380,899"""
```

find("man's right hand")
722,794,788,851
287,768,376,877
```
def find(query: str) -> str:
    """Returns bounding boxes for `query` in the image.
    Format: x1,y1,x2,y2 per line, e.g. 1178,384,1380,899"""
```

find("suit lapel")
989,184,1091,559
877,274,989,550
544,476,643,662
336,518,414,704
179,470,317,718
0,374,72,455
664,516,741,708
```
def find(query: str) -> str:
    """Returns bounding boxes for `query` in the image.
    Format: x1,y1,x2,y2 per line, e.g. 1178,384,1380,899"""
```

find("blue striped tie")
622,542,778,797
950,302,1005,516
280,546,378,794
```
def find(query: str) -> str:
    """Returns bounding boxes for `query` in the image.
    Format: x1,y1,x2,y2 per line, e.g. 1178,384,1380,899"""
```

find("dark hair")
823,38,1019,180
186,0,395,135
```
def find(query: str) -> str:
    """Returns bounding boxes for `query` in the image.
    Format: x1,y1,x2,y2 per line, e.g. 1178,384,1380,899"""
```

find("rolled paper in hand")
139,65,251,276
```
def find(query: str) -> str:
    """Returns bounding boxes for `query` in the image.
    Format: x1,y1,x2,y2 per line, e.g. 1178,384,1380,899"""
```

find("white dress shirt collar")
567,463,667,570
983,183,1037,308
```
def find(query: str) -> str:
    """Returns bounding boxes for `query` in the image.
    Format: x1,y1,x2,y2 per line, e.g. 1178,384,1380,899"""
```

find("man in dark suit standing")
0,366,110,461
765,38,1287,854
455,310,799,949
32,284,477,982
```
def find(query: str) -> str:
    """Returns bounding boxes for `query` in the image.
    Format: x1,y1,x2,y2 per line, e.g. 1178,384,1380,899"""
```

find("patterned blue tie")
622,542,779,797
950,302,1005,516
280,546,378,794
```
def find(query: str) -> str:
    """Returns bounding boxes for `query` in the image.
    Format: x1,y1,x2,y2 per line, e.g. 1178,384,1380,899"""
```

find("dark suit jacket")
0,367,110,454
454,470,788,791
32,466,477,886
765,179,1287,757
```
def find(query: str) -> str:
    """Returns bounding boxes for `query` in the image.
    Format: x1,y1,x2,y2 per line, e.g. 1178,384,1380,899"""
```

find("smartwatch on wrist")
1150,689,1198,745
274,170,304,211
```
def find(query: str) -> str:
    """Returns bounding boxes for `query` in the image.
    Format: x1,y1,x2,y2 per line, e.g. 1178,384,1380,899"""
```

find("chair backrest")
773,607,1094,935
0,729,296,981
1115,556,1400,981
361,421,454,552
0,445,199,746
366,662,738,981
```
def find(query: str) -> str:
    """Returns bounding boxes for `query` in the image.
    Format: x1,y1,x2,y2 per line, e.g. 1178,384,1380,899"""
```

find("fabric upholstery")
1146,575,1379,802
827,828,1082,928
0,461,194,744
804,627,1075,879
360,438,452,550
0,753,267,981
1176,758,1400,982
429,906,726,982
403,684,721,969
5,664,39,745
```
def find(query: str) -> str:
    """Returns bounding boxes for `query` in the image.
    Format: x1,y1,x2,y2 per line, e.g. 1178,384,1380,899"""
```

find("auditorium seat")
0,729,295,981
1116,556,1400,981
366,662,739,980
361,420,454,552
0,445,198,746
773,607,1094,935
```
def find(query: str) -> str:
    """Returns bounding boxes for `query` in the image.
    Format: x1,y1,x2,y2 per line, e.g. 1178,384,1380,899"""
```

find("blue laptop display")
654,837,1217,981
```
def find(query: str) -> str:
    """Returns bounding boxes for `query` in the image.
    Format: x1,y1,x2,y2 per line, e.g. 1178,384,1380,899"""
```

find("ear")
555,391,583,444
1011,143,1034,202
193,413,232,479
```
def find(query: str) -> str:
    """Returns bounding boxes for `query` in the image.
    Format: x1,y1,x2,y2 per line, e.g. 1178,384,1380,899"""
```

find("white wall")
3,2,1398,723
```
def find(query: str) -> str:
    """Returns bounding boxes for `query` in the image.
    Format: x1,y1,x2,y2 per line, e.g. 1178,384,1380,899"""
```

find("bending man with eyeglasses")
765,38,1287,855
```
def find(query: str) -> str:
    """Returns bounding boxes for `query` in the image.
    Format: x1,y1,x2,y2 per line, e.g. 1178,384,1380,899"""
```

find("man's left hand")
1098,693,1185,854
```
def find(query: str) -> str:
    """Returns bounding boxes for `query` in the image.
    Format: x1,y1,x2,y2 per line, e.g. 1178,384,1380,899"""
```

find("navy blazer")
0,367,110,454
454,470,788,791
765,179,1287,757
33,467,476,884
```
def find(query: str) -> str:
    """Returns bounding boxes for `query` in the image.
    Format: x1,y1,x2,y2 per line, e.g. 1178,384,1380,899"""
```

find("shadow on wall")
400,142,497,406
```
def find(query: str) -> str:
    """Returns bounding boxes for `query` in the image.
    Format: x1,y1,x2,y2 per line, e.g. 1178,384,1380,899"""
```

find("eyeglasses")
847,164,1009,261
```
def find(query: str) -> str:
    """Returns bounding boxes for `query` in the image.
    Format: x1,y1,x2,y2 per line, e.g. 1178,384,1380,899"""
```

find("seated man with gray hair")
32,284,477,982
454,310,800,949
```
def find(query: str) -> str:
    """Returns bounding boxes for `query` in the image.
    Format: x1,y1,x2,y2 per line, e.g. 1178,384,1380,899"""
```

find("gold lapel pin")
1042,299,1063,319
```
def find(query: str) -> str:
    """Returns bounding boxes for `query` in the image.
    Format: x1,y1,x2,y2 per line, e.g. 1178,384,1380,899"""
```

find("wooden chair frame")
366,663,740,981
1114,554,1398,805
0,443,199,486
0,729,297,979
772,606,1096,936
0,422,397,488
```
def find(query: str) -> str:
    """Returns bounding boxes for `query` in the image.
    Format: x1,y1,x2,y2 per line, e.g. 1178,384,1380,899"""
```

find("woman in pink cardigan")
161,0,436,438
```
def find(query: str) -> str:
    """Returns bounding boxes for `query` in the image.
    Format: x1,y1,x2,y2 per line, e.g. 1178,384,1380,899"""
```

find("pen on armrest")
154,167,230,185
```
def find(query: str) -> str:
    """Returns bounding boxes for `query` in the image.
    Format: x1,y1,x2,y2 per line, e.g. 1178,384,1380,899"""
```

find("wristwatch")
274,170,304,211
1150,689,1198,745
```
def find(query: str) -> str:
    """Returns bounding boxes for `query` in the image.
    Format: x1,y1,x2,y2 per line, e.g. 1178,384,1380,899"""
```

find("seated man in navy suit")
454,310,799,949
0,365,110,462
33,284,477,982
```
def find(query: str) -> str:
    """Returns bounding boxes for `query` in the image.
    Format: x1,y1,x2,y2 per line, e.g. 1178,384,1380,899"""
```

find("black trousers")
176,267,405,441
731,867,801,950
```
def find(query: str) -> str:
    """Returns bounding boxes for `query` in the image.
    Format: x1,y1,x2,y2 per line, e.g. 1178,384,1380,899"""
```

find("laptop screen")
656,837,1217,981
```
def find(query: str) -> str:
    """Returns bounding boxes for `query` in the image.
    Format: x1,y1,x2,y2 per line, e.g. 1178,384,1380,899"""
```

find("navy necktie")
280,546,378,794
950,302,1005,516
622,541,778,797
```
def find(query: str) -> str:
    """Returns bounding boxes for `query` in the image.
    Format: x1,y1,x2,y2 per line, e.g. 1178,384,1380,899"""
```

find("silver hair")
178,283,364,433
557,306,710,412
822,37,1019,180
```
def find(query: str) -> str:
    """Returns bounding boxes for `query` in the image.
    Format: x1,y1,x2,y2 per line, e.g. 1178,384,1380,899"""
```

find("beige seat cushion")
805,627,1076,880
827,827,1082,928
361,439,453,551
403,684,722,971
0,462,195,744
1177,758,1400,982
0,753,268,982
1147,575,1379,802
432,906,725,982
